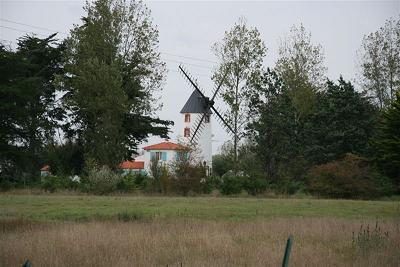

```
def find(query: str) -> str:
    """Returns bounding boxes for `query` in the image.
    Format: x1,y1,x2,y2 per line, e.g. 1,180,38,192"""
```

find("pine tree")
372,91,400,188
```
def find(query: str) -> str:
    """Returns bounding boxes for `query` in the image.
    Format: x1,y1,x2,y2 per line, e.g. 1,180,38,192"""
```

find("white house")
180,90,212,169
131,141,188,174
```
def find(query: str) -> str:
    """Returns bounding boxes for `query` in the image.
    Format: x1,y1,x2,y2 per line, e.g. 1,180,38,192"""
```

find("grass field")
1,194,399,266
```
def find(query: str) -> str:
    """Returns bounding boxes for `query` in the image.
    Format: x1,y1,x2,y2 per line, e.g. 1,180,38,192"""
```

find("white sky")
1,0,399,154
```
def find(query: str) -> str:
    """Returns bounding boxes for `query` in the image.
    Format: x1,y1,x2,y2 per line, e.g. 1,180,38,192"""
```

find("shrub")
200,175,221,194
173,164,206,196
219,174,244,195
0,178,16,191
243,175,268,195
87,165,121,195
133,172,149,190
117,174,136,193
274,179,306,195
306,154,392,199
41,175,72,192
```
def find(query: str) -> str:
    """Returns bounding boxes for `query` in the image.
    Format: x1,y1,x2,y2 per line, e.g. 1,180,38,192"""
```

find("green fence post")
282,235,293,267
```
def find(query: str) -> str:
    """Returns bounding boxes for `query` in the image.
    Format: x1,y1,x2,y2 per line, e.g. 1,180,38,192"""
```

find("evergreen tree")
304,77,377,165
372,91,400,188
0,35,64,182
247,69,298,183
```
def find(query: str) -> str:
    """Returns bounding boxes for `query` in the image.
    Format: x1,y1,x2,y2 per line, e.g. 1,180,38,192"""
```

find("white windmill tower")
180,90,213,166
179,65,234,173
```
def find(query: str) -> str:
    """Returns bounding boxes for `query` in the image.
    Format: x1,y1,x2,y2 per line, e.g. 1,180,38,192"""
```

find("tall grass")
1,218,399,267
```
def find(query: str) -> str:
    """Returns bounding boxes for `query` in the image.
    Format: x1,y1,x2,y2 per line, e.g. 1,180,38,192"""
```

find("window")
204,114,210,123
151,152,167,161
184,127,190,137
184,114,190,122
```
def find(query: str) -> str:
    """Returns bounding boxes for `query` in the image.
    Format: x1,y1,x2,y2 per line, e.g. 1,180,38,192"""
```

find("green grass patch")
0,194,399,222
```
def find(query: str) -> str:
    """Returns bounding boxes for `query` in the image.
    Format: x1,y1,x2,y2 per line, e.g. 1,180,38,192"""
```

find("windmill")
179,65,234,146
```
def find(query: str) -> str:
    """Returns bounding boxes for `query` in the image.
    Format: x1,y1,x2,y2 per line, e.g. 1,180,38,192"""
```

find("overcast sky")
1,0,399,154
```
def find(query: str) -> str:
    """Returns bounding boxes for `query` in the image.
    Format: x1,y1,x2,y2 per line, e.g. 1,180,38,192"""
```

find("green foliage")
247,68,299,183
0,35,65,182
220,174,244,195
372,91,400,189
41,175,80,192
304,77,378,166
117,174,137,193
86,165,121,195
212,154,231,177
274,178,306,195
243,175,268,195
275,23,326,121
200,175,221,194
42,141,84,176
307,154,392,199
172,164,206,196
63,0,172,168
133,172,149,190
212,17,267,173
358,17,400,109
170,144,206,195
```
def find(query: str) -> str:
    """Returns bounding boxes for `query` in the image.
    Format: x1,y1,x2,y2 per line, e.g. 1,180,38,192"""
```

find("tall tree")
359,17,400,109
372,91,400,189
0,35,64,182
63,0,172,168
212,17,266,174
304,77,378,166
275,23,326,121
247,68,298,183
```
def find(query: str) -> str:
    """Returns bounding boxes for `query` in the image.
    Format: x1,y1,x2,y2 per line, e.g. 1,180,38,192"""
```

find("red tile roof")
143,141,187,151
40,165,50,171
119,161,144,169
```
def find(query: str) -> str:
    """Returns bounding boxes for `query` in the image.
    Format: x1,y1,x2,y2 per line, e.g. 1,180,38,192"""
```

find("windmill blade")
179,65,208,99
210,105,234,135
210,71,228,102
190,113,206,143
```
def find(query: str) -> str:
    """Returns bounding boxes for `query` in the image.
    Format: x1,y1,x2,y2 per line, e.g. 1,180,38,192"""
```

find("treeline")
0,0,172,187
212,18,400,199
1,0,399,199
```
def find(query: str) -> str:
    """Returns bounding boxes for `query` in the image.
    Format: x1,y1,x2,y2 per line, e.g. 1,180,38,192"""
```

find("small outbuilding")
119,160,145,175
40,165,50,177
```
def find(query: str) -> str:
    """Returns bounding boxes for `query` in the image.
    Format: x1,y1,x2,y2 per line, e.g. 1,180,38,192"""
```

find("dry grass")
1,218,399,267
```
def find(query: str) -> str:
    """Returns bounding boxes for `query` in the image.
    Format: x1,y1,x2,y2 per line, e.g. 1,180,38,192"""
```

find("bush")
306,154,392,199
243,175,268,195
133,172,149,190
200,175,221,194
41,175,73,192
219,174,244,195
0,178,16,191
274,179,306,195
87,165,121,195
173,164,206,196
117,174,136,193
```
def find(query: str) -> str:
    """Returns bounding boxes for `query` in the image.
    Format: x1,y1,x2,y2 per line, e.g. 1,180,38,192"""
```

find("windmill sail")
179,65,234,143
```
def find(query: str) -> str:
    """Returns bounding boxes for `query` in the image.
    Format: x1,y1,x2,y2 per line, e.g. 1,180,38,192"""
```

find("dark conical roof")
180,90,212,114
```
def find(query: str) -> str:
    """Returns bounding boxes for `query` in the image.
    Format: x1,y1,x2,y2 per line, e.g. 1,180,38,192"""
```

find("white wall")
182,113,212,167
139,150,177,174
